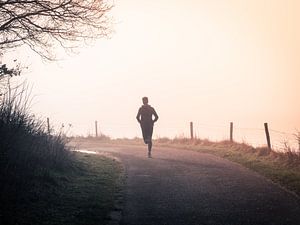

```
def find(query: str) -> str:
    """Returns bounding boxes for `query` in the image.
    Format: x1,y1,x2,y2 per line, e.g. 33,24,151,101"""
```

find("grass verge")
0,152,123,225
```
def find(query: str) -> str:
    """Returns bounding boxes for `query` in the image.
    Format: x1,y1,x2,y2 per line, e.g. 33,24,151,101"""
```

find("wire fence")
46,118,300,152
191,122,299,152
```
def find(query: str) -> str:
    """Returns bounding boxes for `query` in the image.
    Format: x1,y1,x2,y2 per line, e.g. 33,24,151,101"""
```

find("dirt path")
78,143,300,225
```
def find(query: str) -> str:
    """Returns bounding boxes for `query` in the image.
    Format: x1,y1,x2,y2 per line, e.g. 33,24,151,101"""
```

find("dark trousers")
141,123,153,144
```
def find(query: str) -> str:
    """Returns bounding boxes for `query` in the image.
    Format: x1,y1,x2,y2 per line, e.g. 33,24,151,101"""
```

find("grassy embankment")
1,153,122,225
74,136,300,198
0,85,122,225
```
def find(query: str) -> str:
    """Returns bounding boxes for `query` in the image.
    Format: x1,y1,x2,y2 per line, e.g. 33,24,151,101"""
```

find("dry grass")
156,137,300,164
0,83,123,224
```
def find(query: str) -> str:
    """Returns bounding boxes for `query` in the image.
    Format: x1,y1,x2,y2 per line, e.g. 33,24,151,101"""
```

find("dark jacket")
136,104,159,126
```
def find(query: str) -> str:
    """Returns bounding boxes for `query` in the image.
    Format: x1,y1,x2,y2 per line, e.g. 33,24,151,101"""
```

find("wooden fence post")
95,120,98,137
230,122,233,142
190,122,194,140
296,132,300,151
264,123,271,149
47,117,50,134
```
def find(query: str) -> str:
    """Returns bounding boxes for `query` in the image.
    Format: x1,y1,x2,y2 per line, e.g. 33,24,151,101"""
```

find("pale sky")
4,0,300,148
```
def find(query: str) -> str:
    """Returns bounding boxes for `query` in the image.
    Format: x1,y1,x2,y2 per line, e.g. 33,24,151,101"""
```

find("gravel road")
79,143,300,225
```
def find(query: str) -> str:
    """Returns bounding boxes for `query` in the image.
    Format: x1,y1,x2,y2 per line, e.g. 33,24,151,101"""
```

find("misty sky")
4,0,300,147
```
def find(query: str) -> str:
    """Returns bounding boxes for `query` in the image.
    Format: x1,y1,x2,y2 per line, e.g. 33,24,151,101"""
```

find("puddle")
72,149,97,154
72,149,121,162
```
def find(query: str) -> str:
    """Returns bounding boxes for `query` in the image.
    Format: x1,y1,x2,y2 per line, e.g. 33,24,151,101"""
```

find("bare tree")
0,56,21,92
0,0,113,60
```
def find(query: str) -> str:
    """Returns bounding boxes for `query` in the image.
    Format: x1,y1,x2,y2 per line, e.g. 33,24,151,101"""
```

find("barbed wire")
269,129,295,136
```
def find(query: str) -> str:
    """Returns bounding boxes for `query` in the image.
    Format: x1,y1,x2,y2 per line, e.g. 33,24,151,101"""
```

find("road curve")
80,143,300,225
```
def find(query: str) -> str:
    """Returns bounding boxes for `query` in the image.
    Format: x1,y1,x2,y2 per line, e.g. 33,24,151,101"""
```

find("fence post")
297,132,300,151
47,117,50,134
264,123,271,149
95,120,98,137
230,122,233,142
190,122,194,140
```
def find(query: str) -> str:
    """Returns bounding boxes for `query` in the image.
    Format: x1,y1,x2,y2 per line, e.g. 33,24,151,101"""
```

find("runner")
136,97,159,157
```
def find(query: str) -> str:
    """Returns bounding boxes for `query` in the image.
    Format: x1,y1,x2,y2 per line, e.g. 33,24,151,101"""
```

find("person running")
136,97,159,158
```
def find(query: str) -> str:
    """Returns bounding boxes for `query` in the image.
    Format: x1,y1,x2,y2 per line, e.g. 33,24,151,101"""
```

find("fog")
5,0,300,149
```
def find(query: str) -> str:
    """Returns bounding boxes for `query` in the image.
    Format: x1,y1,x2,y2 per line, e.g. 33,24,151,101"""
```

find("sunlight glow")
5,0,300,148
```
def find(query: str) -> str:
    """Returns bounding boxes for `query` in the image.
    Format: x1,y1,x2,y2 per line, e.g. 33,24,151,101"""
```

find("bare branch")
0,0,113,60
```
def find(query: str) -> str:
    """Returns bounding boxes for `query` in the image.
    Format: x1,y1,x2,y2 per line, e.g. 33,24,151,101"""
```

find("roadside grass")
71,137,300,198
0,83,123,225
0,152,123,225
